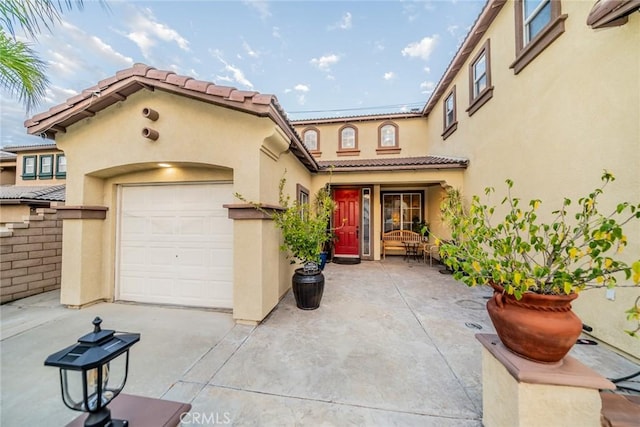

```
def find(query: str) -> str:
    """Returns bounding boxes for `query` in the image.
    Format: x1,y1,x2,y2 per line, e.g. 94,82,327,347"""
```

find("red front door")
333,189,360,257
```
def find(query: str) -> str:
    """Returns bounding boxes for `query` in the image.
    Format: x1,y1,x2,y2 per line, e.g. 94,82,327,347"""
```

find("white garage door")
118,183,233,309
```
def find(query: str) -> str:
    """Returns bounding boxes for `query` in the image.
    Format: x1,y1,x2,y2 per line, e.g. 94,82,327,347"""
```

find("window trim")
22,155,37,180
337,124,360,156
511,0,567,75
55,154,67,178
39,154,54,179
296,184,310,218
302,127,321,155
376,121,401,154
467,39,494,116
442,86,458,140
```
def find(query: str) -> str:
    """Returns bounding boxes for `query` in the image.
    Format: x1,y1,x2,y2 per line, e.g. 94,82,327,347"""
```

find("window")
377,122,400,154
56,154,66,178
467,40,493,116
297,184,310,218
22,156,37,180
338,125,359,155
340,127,356,149
303,128,319,152
442,86,457,139
382,193,422,233
511,0,567,74
39,155,53,179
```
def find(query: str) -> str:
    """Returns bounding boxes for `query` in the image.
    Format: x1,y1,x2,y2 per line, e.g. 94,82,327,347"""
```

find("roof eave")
422,0,506,116
318,163,468,172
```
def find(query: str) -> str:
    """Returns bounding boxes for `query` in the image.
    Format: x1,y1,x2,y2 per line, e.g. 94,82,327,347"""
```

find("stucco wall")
54,88,306,323
294,116,429,161
425,2,640,356
0,205,31,224
14,149,66,186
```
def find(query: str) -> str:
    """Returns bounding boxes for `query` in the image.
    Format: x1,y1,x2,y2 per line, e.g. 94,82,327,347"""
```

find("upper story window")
377,122,401,154
340,126,356,149
467,39,493,116
511,0,567,74
56,154,66,178
39,154,53,179
380,124,397,147
338,125,360,155
442,86,457,139
22,155,37,180
303,128,319,152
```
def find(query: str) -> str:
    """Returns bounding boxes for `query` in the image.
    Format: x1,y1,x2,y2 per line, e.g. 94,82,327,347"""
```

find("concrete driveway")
1,257,638,426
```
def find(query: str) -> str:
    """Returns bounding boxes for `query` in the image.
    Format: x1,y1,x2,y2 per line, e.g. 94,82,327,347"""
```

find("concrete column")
477,333,615,427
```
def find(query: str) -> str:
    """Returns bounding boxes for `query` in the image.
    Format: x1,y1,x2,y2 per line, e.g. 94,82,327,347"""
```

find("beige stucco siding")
54,88,305,323
426,2,640,356
296,117,429,160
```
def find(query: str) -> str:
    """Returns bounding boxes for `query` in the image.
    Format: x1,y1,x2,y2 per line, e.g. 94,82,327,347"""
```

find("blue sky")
1,0,487,147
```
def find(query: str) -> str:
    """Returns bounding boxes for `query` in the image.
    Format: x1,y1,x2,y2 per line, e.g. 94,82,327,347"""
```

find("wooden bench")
381,230,423,259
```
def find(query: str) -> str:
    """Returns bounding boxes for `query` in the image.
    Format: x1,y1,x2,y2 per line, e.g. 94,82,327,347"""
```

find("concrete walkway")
1,257,638,426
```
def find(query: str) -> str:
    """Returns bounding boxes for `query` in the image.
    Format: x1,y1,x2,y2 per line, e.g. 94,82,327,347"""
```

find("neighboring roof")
422,0,506,116
0,185,66,204
317,155,468,172
291,111,423,126
24,63,318,171
2,144,59,153
0,151,17,161
587,0,640,28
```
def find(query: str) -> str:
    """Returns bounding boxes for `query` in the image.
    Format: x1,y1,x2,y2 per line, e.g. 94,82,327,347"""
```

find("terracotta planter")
486,285,583,363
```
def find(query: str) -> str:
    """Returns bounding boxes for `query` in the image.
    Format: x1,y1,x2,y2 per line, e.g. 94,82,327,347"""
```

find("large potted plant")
236,176,335,310
438,171,640,362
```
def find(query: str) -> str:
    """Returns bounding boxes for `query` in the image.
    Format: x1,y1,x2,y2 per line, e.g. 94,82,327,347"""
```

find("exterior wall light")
44,317,140,427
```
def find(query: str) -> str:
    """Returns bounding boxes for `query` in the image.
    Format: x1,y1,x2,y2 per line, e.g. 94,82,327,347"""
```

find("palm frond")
0,29,48,112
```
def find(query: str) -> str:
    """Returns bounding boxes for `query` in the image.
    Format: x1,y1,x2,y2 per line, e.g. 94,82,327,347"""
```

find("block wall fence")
0,208,62,303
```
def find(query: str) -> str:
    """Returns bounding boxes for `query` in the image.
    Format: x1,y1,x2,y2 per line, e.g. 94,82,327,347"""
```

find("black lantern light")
44,317,140,427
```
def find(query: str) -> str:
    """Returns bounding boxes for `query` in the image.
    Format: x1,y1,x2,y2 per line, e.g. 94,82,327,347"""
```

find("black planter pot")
292,268,324,310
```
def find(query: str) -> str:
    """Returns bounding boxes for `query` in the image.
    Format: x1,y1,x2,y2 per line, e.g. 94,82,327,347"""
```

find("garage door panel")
118,183,233,309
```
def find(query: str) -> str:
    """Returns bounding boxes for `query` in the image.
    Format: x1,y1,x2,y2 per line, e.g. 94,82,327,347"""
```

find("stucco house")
23,0,639,356
0,144,66,225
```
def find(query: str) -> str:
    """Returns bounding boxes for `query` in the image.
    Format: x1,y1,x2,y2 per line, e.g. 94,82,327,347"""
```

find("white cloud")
374,41,385,52
296,94,306,105
329,12,352,30
244,0,271,20
424,66,431,74
447,25,459,36
294,84,310,92
126,8,190,59
401,35,439,61
272,26,281,39
212,52,254,89
420,81,436,94
383,72,396,81
310,54,340,72
58,21,133,68
242,41,259,58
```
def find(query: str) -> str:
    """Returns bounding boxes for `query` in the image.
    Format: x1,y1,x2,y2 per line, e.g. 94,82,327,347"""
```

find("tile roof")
317,155,468,171
2,144,58,153
0,185,66,202
291,111,423,125
24,63,318,171
0,151,17,161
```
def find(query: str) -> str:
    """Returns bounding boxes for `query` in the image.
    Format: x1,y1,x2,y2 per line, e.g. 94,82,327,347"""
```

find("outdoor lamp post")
44,317,140,427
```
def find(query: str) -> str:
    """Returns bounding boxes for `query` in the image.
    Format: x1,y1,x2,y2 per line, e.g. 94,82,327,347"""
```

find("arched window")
303,128,319,151
379,123,397,147
340,126,356,150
